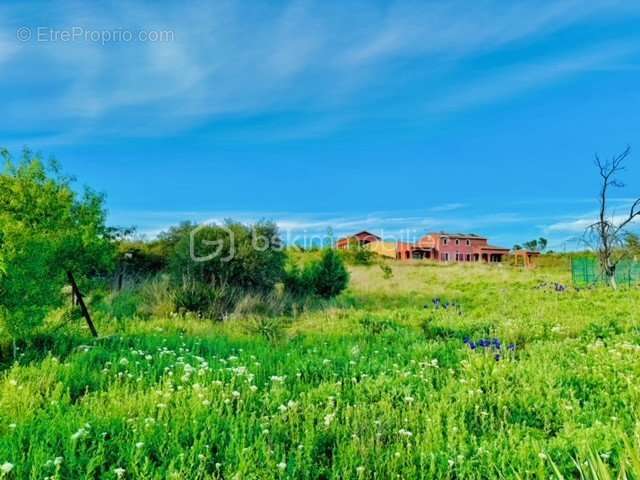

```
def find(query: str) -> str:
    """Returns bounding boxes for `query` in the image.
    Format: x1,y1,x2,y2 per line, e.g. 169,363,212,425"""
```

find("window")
442,252,449,261
466,239,471,246
466,254,471,261
455,239,460,245
443,238,449,245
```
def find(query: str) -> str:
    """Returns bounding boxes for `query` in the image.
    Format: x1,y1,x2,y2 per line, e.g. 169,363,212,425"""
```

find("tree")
0,148,115,342
538,237,548,252
584,146,640,288
167,220,286,292
521,237,548,252
283,248,350,299
625,232,640,258
309,248,349,298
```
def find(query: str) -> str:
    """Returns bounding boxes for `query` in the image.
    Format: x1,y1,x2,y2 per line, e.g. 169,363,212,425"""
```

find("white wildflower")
114,467,126,478
323,413,335,427
1,463,14,474
70,428,87,441
277,462,286,471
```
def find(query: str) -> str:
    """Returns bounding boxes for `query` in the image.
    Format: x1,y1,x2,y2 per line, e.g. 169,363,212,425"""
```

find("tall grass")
1,261,639,478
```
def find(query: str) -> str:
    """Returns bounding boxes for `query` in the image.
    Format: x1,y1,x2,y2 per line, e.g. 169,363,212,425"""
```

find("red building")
336,230,381,249
351,231,510,262
417,233,509,262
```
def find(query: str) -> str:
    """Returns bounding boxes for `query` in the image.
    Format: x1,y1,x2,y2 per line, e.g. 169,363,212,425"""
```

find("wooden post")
66,271,98,338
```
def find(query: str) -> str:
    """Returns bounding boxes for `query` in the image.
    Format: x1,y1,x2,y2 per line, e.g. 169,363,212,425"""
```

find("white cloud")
1,0,638,143
429,41,639,113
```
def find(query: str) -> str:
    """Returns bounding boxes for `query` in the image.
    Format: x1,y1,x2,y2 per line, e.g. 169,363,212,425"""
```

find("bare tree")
584,146,640,288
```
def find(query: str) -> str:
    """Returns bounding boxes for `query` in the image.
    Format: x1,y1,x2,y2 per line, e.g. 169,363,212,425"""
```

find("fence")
571,257,640,287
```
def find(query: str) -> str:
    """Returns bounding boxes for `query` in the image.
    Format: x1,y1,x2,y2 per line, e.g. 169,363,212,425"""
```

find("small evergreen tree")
309,249,349,298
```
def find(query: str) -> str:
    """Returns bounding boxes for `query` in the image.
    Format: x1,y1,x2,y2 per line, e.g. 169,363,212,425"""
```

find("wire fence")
571,257,640,287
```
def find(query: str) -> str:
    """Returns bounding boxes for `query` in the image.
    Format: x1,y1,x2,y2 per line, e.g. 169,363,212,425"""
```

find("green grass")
1,262,640,479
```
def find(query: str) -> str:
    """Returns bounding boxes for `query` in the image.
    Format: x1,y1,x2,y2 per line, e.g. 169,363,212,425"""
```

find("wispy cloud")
429,41,639,113
1,0,638,144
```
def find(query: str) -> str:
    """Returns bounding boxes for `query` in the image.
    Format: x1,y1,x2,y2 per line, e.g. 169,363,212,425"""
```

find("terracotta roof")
428,232,487,239
348,231,381,240
480,245,510,251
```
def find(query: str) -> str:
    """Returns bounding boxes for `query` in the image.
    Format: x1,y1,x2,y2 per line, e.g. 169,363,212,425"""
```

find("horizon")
2,1,640,249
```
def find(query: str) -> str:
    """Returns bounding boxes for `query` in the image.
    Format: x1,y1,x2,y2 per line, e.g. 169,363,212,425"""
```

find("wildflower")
538,452,547,460
70,428,87,441
249,385,258,392
356,466,365,474
277,462,286,471
202,400,211,406
232,391,240,398
54,457,63,466
1,463,14,474
135,442,144,449
323,413,335,427
398,429,413,437
448,459,455,467
119,358,129,366
114,467,126,478
404,396,414,403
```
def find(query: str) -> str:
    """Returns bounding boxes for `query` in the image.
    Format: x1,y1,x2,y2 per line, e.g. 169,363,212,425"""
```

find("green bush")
340,240,375,265
310,249,350,298
167,221,286,292
283,249,349,299
0,148,116,341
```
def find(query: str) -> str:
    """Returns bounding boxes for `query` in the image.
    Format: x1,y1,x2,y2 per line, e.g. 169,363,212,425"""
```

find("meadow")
2,260,640,479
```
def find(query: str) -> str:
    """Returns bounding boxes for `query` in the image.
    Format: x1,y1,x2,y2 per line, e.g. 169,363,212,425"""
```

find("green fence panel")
571,257,640,287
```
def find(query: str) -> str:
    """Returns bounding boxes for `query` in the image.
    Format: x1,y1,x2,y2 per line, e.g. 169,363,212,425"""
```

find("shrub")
380,263,393,279
0,148,116,342
138,276,175,318
283,249,349,299
167,220,286,292
340,240,375,265
282,262,316,297
310,249,350,298
242,316,288,343
174,281,240,320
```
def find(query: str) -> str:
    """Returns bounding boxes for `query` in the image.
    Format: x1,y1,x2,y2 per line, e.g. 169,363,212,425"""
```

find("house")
417,233,509,263
347,231,510,263
336,231,381,249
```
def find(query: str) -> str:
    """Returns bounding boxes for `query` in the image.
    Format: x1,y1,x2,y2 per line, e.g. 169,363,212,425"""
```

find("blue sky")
2,0,640,249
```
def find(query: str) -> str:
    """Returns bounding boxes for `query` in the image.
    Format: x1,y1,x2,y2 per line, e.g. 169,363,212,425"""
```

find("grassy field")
2,261,640,479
